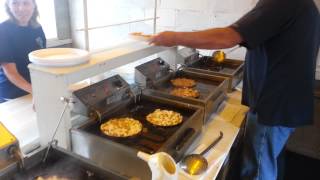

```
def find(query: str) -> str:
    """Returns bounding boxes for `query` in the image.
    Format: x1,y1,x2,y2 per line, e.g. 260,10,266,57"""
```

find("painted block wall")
68,0,155,50
157,0,320,73
157,0,259,60
67,0,319,74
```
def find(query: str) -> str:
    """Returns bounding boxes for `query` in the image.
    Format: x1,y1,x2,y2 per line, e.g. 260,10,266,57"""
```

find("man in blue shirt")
0,0,46,103
150,0,320,179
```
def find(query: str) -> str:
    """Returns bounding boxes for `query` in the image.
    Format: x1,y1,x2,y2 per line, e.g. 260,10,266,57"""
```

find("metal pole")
153,0,158,34
83,0,90,51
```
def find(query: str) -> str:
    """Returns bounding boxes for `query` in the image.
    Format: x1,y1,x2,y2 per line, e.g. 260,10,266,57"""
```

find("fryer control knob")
113,80,122,88
89,110,101,122
158,59,164,65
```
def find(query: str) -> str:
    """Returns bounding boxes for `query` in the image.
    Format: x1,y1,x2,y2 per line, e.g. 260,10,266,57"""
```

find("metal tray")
0,146,127,180
71,93,203,180
185,56,244,92
149,69,228,123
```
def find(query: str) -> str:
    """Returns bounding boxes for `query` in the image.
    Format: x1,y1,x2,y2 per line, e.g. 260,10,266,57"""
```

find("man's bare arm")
150,27,243,49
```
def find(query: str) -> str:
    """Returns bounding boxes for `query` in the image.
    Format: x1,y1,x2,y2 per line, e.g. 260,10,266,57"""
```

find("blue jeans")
241,111,295,180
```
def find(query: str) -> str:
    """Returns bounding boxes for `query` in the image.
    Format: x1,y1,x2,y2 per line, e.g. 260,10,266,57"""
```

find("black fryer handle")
174,128,195,151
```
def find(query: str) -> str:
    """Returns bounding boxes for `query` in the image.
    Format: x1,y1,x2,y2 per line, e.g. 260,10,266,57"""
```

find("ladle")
212,46,241,63
180,131,223,175
137,151,178,180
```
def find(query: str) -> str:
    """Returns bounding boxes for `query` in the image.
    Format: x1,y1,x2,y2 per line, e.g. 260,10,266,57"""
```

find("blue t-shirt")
0,20,46,101
231,0,320,127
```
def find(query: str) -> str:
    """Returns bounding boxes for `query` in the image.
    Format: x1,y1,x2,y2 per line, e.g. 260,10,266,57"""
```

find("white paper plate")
129,32,153,42
28,48,90,67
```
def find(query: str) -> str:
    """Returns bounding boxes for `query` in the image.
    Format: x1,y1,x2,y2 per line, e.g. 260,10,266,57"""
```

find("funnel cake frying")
146,109,183,127
170,88,200,98
100,118,142,137
171,78,196,88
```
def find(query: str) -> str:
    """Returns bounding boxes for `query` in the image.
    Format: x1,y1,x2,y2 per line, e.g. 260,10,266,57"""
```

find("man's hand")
149,31,178,47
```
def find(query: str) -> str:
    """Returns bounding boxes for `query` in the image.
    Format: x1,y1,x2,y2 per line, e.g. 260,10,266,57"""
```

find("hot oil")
154,71,220,100
13,155,106,180
158,155,176,174
192,56,239,74
82,96,195,154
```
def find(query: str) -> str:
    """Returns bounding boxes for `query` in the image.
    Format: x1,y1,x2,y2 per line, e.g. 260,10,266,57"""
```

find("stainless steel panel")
147,70,228,123
71,129,150,179
71,93,204,180
0,146,127,180
186,58,244,92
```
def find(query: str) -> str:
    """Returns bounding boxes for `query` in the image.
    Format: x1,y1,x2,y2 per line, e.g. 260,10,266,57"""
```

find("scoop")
212,51,226,63
180,131,223,175
137,151,178,180
212,46,240,63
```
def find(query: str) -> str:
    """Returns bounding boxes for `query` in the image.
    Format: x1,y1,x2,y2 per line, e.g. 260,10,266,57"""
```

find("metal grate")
82,98,194,154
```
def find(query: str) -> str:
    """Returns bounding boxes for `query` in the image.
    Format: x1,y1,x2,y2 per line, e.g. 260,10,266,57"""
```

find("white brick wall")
175,10,213,31
160,0,208,11
206,0,236,13
158,0,257,31
157,0,258,59
69,0,155,50
157,0,320,73
158,9,176,27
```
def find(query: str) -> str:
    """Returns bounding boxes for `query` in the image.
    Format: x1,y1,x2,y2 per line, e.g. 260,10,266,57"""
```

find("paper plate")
129,32,153,42
28,48,90,67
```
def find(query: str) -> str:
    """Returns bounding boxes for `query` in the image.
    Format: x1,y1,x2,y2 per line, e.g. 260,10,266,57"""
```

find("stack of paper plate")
28,48,90,67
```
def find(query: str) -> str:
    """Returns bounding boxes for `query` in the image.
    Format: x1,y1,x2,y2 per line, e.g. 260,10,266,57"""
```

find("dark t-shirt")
231,0,320,127
0,20,46,101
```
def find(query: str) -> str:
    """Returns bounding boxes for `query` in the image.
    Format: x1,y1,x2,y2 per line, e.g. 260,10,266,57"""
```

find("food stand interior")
0,0,319,180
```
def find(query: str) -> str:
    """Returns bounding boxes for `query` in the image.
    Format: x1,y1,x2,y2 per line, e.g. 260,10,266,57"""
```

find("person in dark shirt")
0,0,46,103
150,0,320,179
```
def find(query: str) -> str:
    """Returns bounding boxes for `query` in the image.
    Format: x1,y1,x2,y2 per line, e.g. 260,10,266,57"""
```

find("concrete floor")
284,150,320,180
